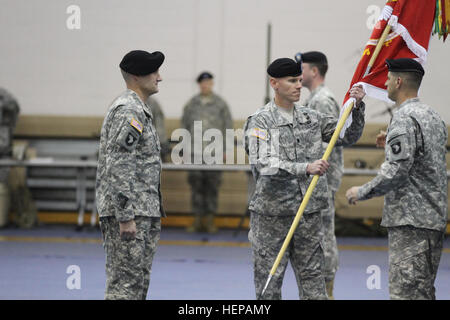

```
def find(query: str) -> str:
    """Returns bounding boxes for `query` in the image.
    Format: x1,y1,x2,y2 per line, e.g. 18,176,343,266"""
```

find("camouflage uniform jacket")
305,84,343,191
96,89,165,222
181,93,233,159
358,98,448,232
244,100,365,216
0,88,20,156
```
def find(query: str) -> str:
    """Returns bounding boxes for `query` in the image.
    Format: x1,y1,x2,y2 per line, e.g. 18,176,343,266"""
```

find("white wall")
0,0,449,124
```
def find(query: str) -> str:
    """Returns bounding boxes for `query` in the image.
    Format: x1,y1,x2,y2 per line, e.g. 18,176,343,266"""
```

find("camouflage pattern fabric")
305,84,341,284
304,84,343,192
249,211,327,300
100,216,161,300
96,89,165,223
243,100,365,216
321,189,339,282
388,225,444,300
181,93,233,160
188,170,222,215
0,88,20,183
357,98,448,232
181,93,233,215
146,97,171,159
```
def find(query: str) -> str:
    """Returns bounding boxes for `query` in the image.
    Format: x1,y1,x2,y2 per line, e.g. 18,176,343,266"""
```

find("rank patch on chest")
250,128,268,140
130,118,143,133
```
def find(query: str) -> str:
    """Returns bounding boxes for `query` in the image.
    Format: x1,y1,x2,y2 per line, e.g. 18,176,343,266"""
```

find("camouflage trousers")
188,171,222,216
388,225,444,300
100,216,161,300
320,189,339,282
249,211,328,300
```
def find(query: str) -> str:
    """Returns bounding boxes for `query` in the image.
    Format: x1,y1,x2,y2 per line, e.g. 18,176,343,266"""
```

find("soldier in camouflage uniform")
244,58,366,300
181,72,233,233
300,51,342,298
0,88,20,183
146,97,171,161
346,58,447,300
96,50,166,300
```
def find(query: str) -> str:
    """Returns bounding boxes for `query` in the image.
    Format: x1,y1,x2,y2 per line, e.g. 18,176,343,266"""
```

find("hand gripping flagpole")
259,23,392,299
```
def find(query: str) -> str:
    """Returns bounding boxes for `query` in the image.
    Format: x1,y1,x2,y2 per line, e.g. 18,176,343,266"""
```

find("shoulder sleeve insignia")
250,128,268,141
387,133,409,161
130,118,143,134
117,125,140,151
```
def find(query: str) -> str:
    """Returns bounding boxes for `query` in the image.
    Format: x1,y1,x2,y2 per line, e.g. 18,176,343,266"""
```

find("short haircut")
309,62,328,77
391,71,422,90
121,69,133,82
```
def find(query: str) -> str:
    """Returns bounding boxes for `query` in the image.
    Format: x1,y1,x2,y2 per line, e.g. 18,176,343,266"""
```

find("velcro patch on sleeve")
130,118,143,133
388,133,409,161
250,128,268,141
117,125,140,151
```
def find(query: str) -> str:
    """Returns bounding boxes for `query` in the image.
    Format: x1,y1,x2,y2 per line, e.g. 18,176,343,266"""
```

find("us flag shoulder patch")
130,118,143,133
250,128,268,140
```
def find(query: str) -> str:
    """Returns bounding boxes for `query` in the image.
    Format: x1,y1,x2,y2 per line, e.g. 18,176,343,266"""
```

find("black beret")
119,50,165,76
197,71,214,83
300,51,328,65
267,58,302,78
386,58,424,77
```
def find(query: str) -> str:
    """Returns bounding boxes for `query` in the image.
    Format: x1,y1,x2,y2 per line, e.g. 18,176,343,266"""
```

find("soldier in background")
181,72,233,234
244,57,366,300
0,88,20,228
146,97,171,161
299,51,342,299
96,50,165,300
0,88,20,183
346,58,448,300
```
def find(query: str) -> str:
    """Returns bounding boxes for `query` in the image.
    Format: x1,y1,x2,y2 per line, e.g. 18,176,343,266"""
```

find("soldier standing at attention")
96,50,165,300
299,51,342,299
346,58,448,300
244,58,366,300
181,72,233,234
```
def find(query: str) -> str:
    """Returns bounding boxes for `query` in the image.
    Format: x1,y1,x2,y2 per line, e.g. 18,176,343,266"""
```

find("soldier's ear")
269,77,278,89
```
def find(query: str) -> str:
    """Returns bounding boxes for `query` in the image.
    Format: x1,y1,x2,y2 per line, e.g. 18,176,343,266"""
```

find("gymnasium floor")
0,225,449,300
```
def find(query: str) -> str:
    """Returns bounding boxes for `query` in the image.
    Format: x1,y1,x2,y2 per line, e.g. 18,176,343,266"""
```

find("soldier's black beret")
385,58,424,77
267,58,302,78
197,71,214,83
119,50,165,76
299,51,328,65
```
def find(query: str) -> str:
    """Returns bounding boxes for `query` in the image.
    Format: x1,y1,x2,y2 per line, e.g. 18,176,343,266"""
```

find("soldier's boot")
186,215,202,233
326,279,335,300
204,214,218,234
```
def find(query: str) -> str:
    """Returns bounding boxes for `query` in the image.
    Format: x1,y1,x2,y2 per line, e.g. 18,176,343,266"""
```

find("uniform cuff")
357,184,370,201
295,163,309,177
115,210,135,223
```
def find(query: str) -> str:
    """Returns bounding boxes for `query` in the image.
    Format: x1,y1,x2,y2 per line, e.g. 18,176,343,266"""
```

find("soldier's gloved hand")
119,219,136,241
306,160,330,176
